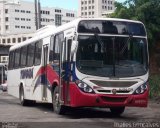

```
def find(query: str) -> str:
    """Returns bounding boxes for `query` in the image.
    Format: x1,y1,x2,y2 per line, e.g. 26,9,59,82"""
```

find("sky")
25,0,126,10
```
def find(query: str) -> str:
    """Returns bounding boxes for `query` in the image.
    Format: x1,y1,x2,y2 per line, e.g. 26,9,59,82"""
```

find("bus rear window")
78,20,146,36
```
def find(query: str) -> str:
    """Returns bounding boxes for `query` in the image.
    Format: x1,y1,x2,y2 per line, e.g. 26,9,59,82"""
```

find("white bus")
7,18,149,115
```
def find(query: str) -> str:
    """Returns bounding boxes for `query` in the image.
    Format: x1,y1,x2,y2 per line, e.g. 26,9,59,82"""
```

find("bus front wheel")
110,106,125,116
52,86,66,115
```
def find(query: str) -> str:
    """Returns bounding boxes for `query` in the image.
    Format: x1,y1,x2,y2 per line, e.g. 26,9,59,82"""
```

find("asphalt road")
0,90,160,128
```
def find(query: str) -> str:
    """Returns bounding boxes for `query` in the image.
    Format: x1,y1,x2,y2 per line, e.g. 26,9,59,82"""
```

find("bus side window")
34,41,43,66
49,35,54,62
49,33,64,72
27,43,35,67
14,49,21,69
50,33,64,62
20,46,27,68
8,51,15,70
54,35,60,61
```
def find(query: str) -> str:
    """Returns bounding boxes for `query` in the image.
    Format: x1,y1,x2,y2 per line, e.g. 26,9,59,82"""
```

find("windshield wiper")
94,33,105,51
120,33,133,55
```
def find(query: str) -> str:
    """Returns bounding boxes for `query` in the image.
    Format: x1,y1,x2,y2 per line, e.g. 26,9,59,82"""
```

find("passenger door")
42,44,49,101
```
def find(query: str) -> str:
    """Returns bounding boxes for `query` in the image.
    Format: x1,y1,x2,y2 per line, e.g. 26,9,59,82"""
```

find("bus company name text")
20,68,33,79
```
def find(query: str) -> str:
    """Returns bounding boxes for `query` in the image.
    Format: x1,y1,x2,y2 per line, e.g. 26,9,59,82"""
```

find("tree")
111,0,160,52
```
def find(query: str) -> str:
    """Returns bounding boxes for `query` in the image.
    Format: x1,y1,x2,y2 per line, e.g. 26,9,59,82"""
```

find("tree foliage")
111,0,160,52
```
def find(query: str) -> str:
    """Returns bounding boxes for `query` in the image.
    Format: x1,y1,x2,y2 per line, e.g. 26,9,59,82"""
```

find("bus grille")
97,90,131,94
91,80,137,88
101,96,127,103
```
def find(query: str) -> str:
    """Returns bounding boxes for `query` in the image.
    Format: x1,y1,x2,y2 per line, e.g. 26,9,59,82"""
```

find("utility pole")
35,0,41,30
38,0,41,29
35,0,38,30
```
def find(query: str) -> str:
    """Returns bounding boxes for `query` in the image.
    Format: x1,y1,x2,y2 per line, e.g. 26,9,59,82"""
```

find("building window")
50,19,54,22
5,9,8,14
5,17,9,22
27,26,31,29
21,26,25,29
21,18,25,21
7,38,10,43
26,11,31,13
21,10,25,13
5,25,9,30
15,25,20,28
12,38,16,43
2,57,6,61
15,18,19,20
55,14,62,26
2,39,5,44
26,19,31,21
15,9,19,12
18,38,21,43
23,37,27,41
55,9,61,13
66,13,75,17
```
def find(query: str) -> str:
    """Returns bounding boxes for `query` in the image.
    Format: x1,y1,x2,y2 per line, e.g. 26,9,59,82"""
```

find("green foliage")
111,0,160,52
149,75,160,98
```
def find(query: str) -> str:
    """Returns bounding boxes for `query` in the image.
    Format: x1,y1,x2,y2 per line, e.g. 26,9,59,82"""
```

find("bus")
7,18,149,115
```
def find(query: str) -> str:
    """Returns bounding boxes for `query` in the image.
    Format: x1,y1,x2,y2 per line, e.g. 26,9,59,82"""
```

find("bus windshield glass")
78,20,146,36
76,35,148,77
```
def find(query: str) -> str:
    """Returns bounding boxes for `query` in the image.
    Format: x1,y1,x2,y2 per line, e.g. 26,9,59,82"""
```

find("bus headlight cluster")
134,83,148,94
77,82,95,93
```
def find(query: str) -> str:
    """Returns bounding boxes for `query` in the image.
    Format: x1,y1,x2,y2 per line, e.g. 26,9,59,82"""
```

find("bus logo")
112,89,117,94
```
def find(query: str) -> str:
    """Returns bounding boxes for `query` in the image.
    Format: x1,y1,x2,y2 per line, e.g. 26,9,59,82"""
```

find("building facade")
0,0,77,63
78,0,115,18
0,0,77,36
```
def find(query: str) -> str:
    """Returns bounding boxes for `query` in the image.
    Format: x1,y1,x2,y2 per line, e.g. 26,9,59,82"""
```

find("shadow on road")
34,103,138,120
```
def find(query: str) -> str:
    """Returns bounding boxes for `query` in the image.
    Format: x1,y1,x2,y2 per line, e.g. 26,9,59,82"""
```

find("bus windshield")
76,35,148,77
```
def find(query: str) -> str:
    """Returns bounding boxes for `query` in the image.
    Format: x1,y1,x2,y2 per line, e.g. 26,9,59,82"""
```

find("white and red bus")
7,18,149,115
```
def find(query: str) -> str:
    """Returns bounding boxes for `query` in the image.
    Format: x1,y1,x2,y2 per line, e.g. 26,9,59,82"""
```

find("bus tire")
110,106,125,116
19,86,28,106
52,86,66,115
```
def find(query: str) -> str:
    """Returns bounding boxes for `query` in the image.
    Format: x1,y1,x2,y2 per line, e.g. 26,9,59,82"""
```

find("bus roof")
9,18,144,51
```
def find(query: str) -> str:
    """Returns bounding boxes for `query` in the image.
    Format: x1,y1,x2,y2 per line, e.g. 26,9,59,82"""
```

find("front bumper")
69,83,149,108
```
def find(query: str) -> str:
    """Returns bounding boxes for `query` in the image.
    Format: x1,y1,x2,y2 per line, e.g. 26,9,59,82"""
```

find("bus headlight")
134,83,148,95
77,82,95,93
